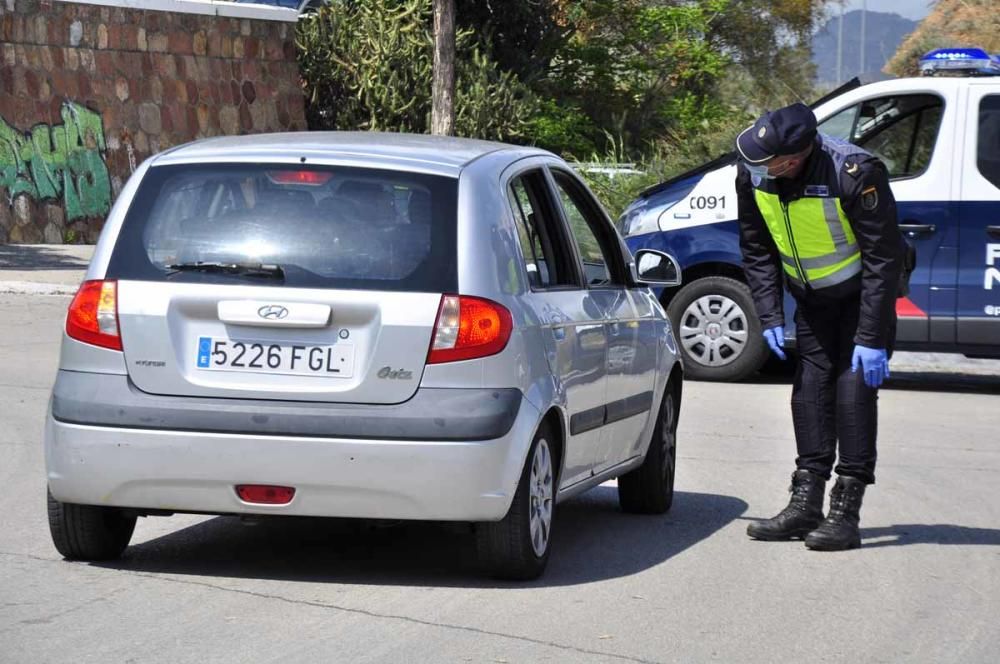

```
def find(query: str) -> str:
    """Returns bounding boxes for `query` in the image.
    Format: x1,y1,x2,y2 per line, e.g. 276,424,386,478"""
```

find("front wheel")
47,489,136,561
666,276,769,382
476,427,556,580
618,382,678,514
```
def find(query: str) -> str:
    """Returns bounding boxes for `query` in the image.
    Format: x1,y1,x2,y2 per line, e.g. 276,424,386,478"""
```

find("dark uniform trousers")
737,136,905,487
791,292,895,485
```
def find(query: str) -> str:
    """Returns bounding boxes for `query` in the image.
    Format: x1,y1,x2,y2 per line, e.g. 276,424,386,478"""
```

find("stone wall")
0,0,306,243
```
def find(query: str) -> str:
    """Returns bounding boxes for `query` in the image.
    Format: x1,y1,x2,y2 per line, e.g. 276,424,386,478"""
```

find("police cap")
736,102,817,164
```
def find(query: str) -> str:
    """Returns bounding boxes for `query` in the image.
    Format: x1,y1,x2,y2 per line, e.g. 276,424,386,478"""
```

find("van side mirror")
632,249,682,286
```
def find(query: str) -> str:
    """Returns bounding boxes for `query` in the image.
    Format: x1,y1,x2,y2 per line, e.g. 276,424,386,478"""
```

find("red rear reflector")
235,485,296,505
66,280,122,351
265,170,333,186
427,295,513,364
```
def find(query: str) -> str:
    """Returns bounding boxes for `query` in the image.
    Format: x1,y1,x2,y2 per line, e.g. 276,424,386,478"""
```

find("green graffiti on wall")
0,102,112,220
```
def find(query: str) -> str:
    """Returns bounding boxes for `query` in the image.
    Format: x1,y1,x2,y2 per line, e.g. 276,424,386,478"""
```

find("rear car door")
547,167,654,472
957,84,1000,351
106,163,457,405
504,165,609,487
817,89,957,344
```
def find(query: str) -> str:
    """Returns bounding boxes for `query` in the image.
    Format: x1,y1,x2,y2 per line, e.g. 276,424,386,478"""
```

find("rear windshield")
107,163,458,292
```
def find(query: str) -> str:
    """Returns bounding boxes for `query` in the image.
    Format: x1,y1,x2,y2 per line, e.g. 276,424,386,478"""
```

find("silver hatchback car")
46,132,683,579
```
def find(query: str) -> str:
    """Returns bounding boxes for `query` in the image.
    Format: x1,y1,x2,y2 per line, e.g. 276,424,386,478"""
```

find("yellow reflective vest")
753,187,862,290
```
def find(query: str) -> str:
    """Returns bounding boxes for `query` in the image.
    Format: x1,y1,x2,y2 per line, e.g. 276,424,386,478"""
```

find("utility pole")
836,2,844,83
431,0,456,136
860,0,867,75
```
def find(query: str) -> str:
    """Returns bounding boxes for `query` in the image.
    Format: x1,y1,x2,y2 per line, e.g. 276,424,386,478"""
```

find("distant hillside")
813,10,917,83
886,0,1000,77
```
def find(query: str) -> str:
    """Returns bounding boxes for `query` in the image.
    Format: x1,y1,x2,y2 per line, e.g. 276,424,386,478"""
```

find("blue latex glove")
763,325,786,360
852,345,889,388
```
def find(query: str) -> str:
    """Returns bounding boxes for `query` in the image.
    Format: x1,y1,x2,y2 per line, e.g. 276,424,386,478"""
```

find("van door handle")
899,222,936,237
987,225,1000,239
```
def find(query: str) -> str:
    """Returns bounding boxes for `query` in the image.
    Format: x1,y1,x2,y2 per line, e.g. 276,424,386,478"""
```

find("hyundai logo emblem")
258,305,289,320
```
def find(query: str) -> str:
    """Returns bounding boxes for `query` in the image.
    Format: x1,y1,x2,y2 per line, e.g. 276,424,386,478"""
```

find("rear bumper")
52,371,521,441
45,379,540,522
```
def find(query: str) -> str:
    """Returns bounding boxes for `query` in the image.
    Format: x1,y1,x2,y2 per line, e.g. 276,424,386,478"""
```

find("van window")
818,94,944,179
817,106,856,141
106,164,458,292
977,95,1000,190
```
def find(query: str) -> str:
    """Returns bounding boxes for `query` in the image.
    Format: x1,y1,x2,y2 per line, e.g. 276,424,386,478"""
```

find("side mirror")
632,249,682,287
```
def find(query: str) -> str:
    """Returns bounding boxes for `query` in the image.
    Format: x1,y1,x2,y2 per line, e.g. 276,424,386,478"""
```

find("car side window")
508,170,577,289
549,169,622,287
817,94,944,179
977,94,1000,191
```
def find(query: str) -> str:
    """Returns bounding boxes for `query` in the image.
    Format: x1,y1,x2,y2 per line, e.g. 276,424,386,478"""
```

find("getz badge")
378,366,413,380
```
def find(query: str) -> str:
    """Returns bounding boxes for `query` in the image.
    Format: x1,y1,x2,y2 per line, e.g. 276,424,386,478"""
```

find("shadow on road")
94,488,747,587
0,244,90,270
860,524,1000,549
734,518,1000,550
878,373,1000,396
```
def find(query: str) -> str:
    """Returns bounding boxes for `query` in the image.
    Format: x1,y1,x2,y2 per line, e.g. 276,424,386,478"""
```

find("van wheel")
47,488,136,561
618,382,678,514
666,276,768,382
476,427,555,580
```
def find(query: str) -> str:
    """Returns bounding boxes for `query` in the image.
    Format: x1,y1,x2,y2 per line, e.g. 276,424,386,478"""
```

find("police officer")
736,102,905,551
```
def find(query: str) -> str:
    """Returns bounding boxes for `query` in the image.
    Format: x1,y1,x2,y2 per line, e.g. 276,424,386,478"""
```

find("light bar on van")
920,48,1000,76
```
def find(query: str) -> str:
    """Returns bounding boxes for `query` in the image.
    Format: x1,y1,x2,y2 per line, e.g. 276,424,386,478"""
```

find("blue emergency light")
919,48,1000,76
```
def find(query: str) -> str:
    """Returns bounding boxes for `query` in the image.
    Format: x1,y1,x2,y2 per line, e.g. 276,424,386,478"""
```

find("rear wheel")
666,276,768,382
47,488,136,561
476,427,555,580
618,383,678,514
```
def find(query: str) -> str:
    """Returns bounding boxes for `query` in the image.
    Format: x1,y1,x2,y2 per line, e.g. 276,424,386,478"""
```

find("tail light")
66,280,122,351
427,295,513,364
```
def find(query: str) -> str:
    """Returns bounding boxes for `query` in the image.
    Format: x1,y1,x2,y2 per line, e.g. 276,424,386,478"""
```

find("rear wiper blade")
165,261,284,278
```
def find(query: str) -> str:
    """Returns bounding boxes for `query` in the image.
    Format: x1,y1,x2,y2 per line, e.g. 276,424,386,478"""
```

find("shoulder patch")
860,185,878,211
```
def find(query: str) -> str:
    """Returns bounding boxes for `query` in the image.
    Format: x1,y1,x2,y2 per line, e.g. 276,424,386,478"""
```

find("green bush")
296,0,535,142
576,112,752,221
526,98,598,157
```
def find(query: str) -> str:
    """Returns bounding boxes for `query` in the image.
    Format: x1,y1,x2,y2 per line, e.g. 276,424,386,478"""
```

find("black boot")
747,470,826,541
805,476,866,551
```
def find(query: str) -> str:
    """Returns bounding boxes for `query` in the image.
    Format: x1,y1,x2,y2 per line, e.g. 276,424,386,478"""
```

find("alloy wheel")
528,438,554,557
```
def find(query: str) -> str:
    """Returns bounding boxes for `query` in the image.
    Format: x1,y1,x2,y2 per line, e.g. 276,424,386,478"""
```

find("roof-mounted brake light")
265,170,334,186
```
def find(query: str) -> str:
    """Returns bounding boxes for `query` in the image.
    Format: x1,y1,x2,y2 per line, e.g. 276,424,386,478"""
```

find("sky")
834,0,934,21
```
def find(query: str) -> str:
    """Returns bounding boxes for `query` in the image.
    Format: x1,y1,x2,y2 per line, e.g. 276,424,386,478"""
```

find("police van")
621,48,1000,381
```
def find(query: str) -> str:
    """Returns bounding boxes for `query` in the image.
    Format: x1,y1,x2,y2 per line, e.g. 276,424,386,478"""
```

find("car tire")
666,276,768,382
618,382,678,514
47,488,136,561
476,426,556,580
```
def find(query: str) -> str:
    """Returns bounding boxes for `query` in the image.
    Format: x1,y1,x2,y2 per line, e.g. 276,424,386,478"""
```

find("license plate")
195,337,355,378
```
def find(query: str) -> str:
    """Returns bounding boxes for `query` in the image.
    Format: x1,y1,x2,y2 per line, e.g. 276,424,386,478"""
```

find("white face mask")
746,159,796,181
746,164,774,181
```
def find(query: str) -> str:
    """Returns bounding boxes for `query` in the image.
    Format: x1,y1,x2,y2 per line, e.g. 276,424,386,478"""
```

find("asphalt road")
1,293,999,663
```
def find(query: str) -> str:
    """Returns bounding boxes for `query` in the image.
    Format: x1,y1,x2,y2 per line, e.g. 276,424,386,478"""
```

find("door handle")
899,222,936,237
987,225,1000,239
